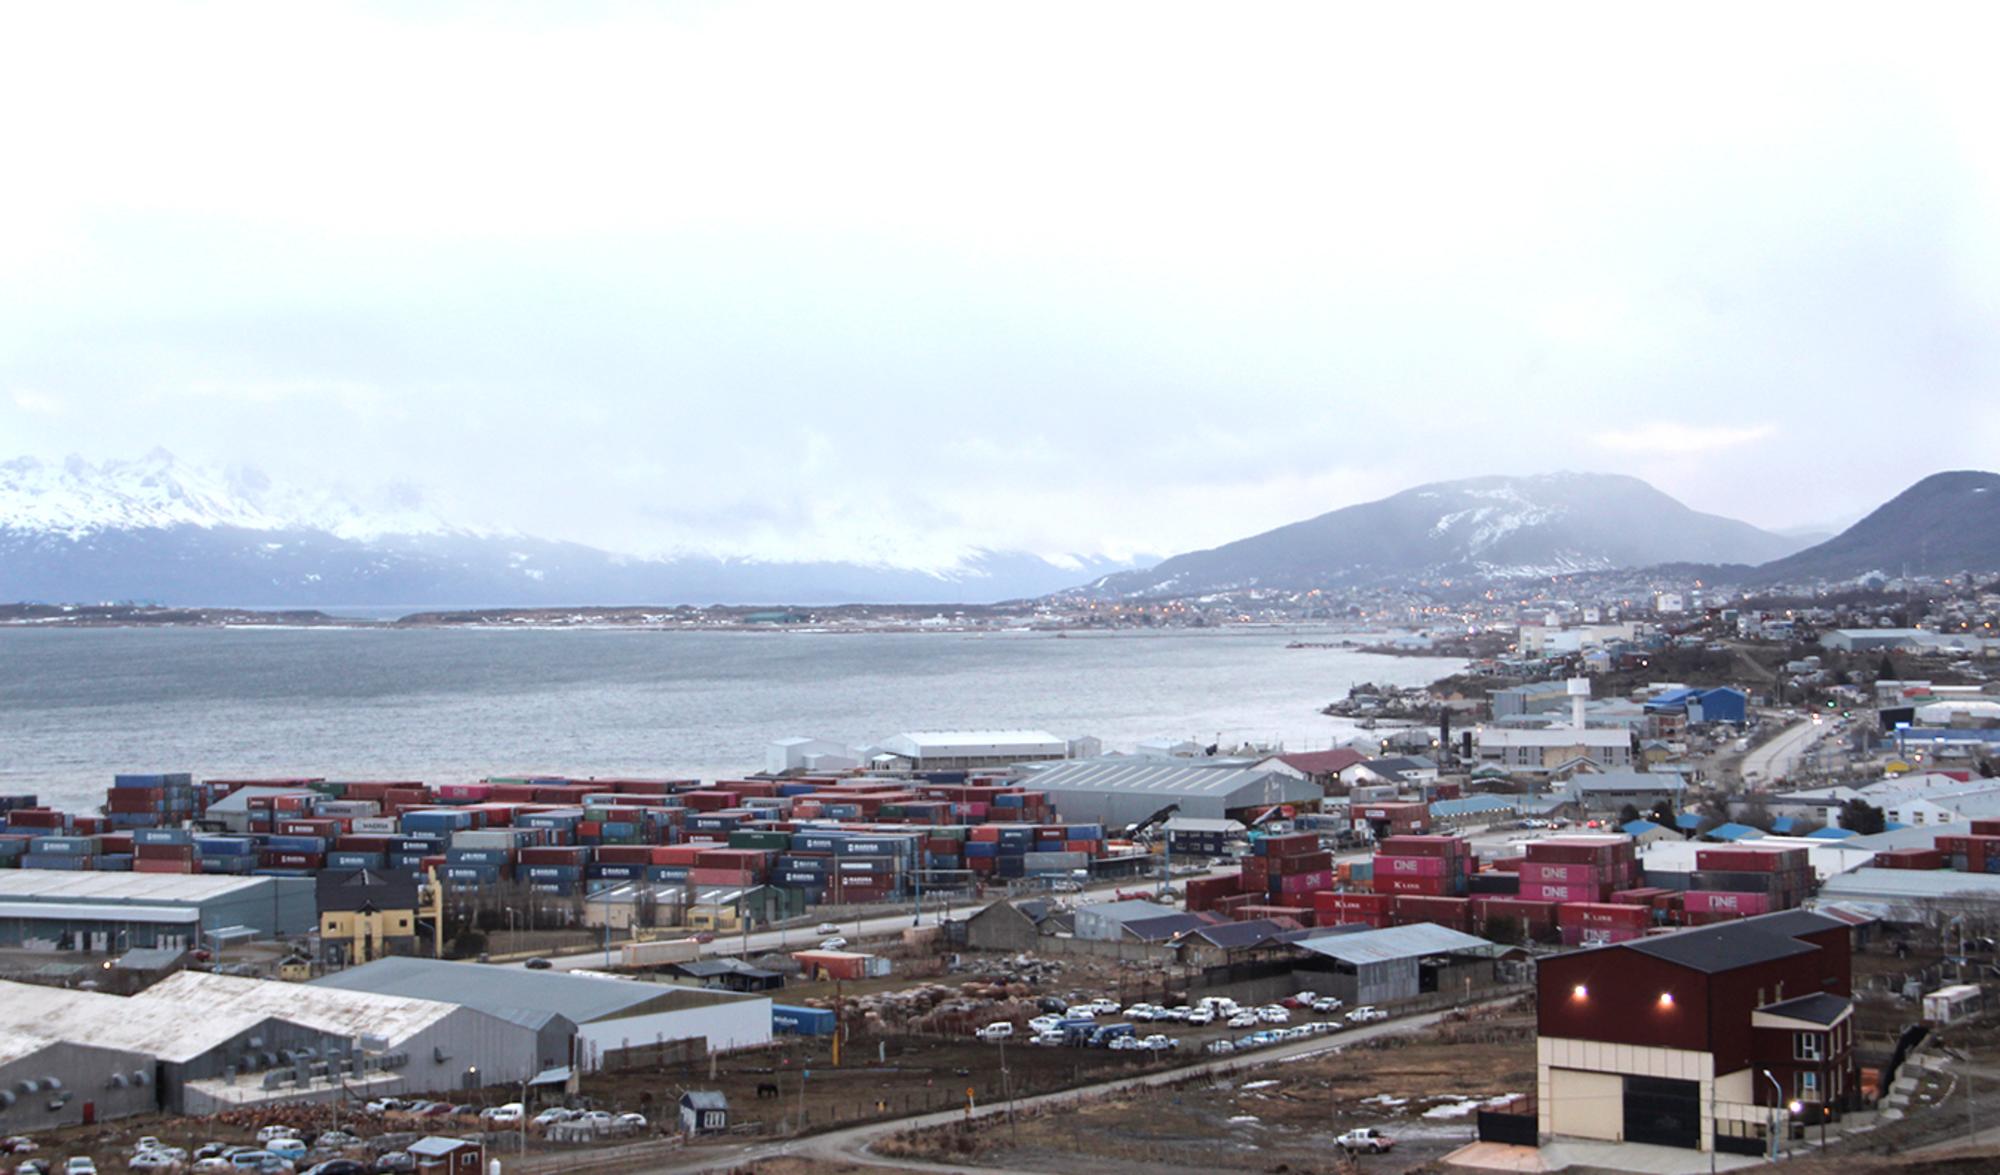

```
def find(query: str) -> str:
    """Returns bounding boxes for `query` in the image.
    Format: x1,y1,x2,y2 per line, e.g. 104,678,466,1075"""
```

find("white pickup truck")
1336,1127,1394,1153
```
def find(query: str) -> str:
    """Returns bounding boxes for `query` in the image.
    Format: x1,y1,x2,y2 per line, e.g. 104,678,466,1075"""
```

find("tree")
1841,798,1887,836
1649,798,1679,829
1877,654,1899,682
1482,915,1524,946
1618,803,1644,827
447,928,488,959
1738,797,1775,832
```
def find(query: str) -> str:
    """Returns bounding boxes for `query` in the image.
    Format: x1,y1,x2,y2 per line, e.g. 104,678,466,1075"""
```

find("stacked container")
1373,835,1473,897
1687,846,1813,918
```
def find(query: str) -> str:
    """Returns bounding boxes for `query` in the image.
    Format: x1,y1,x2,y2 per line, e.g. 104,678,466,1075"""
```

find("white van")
975,1022,1015,1042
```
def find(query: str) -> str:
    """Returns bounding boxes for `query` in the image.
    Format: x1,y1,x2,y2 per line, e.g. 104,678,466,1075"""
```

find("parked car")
1204,1040,1235,1055
254,1130,296,1146
818,937,848,950
226,1153,284,1175
192,1161,231,1174
310,1134,356,1152
814,922,841,935
576,1111,614,1127
2,1143,37,1158
975,1022,1014,1041
1031,1032,1065,1047
15,1161,49,1175
1347,1005,1386,1023
1185,1008,1213,1026
1035,996,1068,1014
192,1148,228,1163
1336,1127,1394,1153
1310,997,1343,1014
128,1142,165,1158
301,1163,367,1175
614,1113,647,1129
531,1109,573,1127
68,1161,99,1175
263,1141,307,1164
480,1104,524,1125
371,1154,413,1175
523,958,552,970
1257,1006,1290,1024
1028,1015,1060,1033
1226,1013,1258,1029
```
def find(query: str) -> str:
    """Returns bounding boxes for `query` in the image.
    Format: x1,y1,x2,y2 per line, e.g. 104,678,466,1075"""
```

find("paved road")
633,998,1497,1174
1741,718,1830,785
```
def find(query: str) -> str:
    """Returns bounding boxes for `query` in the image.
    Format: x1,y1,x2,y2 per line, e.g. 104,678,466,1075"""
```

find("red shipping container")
596,846,654,865
1970,820,2000,837
1378,835,1468,858
1381,875,1455,896
1258,833,1319,858
134,858,196,873
1518,881,1593,903
1312,890,1391,915
1378,854,1449,877
1696,847,1808,875
1557,902,1653,929
1241,857,1271,890
1491,857,1525,873
135,843,195,860
1560,925,1644,946
1524,836,1630,866
1270,850,1333,875
1392,895,1473,929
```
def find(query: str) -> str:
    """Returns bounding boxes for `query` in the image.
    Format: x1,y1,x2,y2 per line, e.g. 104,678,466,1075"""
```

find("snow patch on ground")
1240,1080,1279,1091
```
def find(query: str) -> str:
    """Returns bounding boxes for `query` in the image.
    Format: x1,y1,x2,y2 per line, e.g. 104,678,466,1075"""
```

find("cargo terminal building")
1010,759,1322,828
0,873,315,952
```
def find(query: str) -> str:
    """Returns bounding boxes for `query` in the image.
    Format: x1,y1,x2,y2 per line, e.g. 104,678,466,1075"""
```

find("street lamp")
1761,1070,1786,1160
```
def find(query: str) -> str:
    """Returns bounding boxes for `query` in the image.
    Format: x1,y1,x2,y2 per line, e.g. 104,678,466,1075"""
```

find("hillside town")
2,588,2000,1175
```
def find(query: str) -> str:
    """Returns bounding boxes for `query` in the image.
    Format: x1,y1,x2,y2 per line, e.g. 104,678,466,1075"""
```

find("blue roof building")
1645,687,1749,726
1702,822,1766,842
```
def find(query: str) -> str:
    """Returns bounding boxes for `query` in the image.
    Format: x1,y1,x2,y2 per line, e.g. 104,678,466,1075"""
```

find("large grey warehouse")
313,957,773,1071
0,873,315,950
1012,758,1322,827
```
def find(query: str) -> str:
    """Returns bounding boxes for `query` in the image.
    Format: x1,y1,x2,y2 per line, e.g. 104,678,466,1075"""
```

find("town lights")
1657,992,1675,1007
1572,984,1588,1000
1788,1100,1803,1115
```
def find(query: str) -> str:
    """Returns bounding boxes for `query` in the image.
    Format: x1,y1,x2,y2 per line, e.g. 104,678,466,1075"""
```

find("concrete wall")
0,1040,158,1131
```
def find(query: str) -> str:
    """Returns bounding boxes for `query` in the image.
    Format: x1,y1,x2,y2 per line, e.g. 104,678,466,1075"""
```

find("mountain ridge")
1746,470,2000,585
1083,472,1807,597
0,451,1142,606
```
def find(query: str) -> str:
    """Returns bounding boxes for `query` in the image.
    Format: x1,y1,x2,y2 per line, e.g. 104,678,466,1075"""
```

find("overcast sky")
4,3,1998,568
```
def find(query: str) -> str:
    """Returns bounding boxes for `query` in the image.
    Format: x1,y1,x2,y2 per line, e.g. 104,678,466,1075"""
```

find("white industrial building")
1012,758,1322,827
312,957,772,1070
1472,727,1637,773
765,737,859,775
134,971,557,1109
875,730,1081,771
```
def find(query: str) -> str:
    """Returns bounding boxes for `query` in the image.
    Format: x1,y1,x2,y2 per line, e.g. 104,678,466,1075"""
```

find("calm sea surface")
0,627,1462,811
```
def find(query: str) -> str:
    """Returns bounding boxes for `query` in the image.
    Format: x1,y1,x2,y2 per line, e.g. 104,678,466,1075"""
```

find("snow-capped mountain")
0,450,469,542
0,451,1142,607
1082,472,1806,597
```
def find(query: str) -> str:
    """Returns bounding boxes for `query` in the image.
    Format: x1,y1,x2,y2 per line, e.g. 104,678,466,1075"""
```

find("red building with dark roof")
1536,910,1859,1154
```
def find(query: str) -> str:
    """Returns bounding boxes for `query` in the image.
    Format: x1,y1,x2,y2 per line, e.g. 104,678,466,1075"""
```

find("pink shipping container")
1518,881,1588,903
436,783,493,802
1682,890,1772,916
1275,870,1333,895
1378,854,1449,877
1522,862,1603,885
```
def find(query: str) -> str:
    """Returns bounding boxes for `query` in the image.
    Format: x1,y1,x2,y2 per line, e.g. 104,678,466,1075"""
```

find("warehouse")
875,730,1078,771
1290,923,1504,1007
1813,867,2000,924
0,873,315,948
134,972,556,1108
313,957,771,1070
1011,758,1322,827
0,1028,158,1131
0,979,355,1114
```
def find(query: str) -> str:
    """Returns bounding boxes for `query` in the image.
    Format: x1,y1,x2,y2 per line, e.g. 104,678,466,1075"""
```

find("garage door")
1623,1075,1700,1150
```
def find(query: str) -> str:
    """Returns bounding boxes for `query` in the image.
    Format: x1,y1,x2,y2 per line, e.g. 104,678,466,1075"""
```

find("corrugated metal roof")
0,902,200,922
1818,867,2000,902
0,978,280,1063
1292,923,1499,965
137,971,458,1044
0,1027,60,1069
312,956,743,1024
0,872,273,904
1017,759,1316,802
882,730,1067,756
